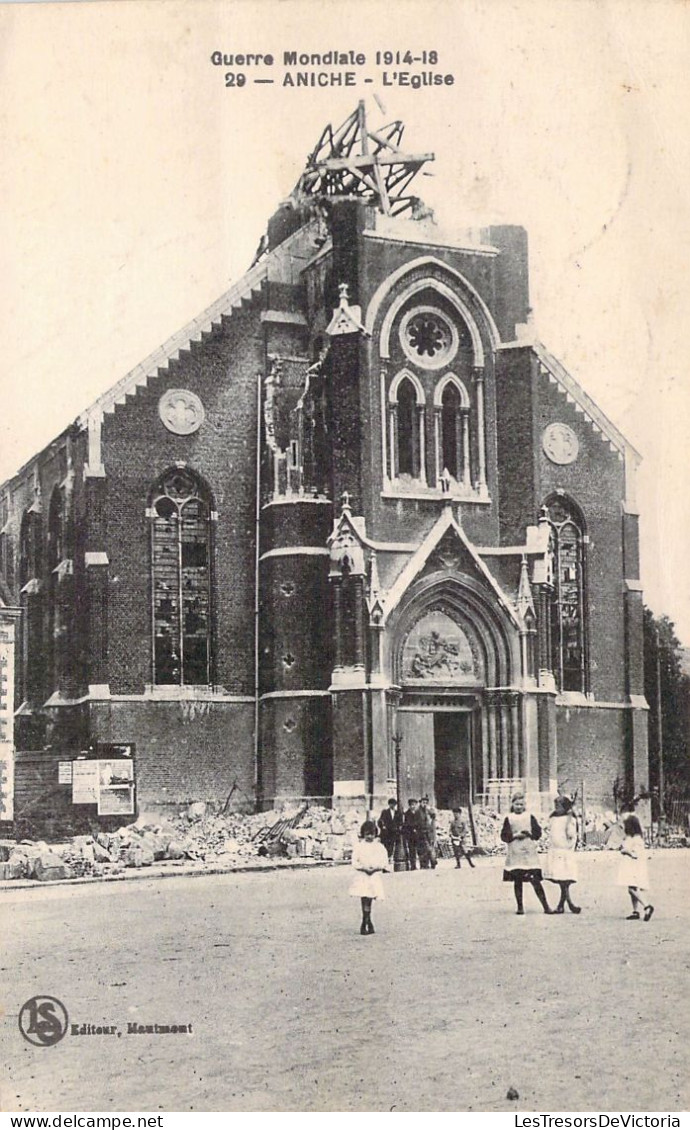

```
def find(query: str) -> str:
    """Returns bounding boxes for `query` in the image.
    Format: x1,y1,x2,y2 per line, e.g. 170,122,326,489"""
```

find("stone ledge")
0,856,349,894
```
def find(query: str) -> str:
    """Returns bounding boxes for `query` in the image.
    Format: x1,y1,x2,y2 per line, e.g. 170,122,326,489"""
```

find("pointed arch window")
47,488,64,569
397,379,417,476
46,487,65,692
545,496,587,693
388,371,426,483
433,374,470,488
150,469,213,686
19,509,44,706
20,510,43,585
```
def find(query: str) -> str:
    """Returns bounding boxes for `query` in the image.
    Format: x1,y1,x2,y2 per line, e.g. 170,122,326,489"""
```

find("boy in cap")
450,807,475,868
402,798,421,870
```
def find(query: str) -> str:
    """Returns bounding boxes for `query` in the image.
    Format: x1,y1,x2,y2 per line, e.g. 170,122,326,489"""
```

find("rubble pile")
269,806,362,861
170,802,365,864
2,803,649,883
0,804,365,882
0,841,73,882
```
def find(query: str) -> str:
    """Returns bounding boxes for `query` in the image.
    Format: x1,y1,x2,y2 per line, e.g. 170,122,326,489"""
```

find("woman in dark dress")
501,792,552,915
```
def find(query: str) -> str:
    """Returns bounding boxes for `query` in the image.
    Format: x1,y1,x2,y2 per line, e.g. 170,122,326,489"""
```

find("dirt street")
1,852,688,1112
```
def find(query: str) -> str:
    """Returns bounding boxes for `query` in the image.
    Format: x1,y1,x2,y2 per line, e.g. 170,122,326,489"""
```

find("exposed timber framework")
290,100,434,216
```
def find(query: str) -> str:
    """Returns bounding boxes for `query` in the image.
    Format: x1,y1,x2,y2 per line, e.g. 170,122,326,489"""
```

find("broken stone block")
6,852,30,879
187,801,206,822
165,840,187,860
149,835,171,861
34,852,71,882
137,832,160,857
124,846,155,868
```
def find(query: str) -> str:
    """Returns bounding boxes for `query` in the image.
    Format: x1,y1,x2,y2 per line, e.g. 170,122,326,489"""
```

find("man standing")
402,798,421,870
418,796,438,869
378,797,402,862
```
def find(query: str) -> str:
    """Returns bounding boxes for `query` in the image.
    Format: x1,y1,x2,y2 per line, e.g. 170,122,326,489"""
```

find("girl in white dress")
349,820,390,934
545,796,581,913
617,814,654,921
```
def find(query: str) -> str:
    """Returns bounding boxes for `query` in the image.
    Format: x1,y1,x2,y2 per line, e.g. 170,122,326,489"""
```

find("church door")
434,712,472,809
396,706,477,809
397,711,435,805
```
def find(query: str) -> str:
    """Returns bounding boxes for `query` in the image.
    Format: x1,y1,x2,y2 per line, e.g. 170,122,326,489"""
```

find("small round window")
399,306,458,370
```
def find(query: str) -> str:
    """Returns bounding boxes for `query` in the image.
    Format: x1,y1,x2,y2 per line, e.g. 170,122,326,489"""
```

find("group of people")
377,795,476,871
349,790,655,935
500,792,654,921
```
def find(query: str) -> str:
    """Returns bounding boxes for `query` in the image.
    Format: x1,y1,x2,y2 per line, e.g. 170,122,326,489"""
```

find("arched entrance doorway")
390,579,518,810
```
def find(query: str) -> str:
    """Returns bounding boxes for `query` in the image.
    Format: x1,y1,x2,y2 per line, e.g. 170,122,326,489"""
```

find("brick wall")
89,699,255,812
13,750,134,840
99,300,264,696
495,346,538,544
536,367,627,702
556,705,628,807
259,694,332,805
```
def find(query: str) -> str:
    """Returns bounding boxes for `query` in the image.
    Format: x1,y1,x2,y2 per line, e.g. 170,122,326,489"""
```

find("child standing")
545,796,581,913
449,807,475,869
501,792,552,915
349,820,390,934
617,814,654,921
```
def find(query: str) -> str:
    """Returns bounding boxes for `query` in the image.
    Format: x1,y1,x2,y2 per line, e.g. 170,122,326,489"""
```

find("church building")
0,106,648,821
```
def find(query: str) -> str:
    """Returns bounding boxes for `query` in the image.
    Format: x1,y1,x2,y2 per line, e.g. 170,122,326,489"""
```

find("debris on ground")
2,802,678,883
0,805,365,881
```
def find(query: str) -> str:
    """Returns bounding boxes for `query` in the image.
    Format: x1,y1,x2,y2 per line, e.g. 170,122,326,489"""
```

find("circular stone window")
399,306,458,370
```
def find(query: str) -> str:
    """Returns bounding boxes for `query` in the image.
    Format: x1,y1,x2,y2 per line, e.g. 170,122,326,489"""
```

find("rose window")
399,306,458,370
407,314,449,357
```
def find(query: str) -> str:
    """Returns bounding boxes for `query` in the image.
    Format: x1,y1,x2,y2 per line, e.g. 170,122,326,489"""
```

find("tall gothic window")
389,372,425,482
150,468,212,686
47,488,65,566
19,509,44,705
20,510,43,585
434,375,470,487
397,378,417,476
441,383,462,479
546,496,587,693
46,487,64,694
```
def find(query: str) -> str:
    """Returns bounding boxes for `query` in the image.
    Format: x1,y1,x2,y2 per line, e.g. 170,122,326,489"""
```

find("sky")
1,0,689,640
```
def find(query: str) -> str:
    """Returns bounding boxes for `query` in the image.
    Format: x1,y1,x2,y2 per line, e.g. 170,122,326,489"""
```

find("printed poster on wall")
71,759,99,804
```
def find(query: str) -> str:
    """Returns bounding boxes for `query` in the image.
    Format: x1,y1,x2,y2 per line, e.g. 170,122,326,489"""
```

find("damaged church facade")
0,107,648,819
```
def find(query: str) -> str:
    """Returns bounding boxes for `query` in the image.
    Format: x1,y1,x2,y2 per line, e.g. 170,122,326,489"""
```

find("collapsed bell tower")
257,103,436,808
